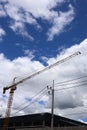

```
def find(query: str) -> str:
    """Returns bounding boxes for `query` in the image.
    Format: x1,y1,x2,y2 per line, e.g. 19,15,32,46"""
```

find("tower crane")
3,51,81,130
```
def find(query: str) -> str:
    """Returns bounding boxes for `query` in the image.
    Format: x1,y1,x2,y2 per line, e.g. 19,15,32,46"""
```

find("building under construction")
0,112,87,129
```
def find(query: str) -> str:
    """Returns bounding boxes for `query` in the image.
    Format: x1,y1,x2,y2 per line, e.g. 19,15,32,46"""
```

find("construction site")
1,51,87,130
0,0,87,129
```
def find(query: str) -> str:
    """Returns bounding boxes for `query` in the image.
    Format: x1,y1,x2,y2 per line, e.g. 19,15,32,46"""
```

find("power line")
55,83,87,91
12,90,47,116
12,76,87,112
12,87,46,111
55,79,87,88
12,88,47,113
7,76,87,117
11,76,87,116
11,89,47,116
54,75,87,86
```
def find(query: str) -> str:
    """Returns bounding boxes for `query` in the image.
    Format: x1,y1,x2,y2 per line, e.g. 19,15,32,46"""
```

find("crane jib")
5,51,81,89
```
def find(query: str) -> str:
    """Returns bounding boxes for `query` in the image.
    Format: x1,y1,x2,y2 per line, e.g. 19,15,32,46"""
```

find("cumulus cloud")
0,38,87,120
0,0,75,40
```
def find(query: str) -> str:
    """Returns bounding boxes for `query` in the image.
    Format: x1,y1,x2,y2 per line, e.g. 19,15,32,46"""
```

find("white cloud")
0,27,6,40
5,2,40,27
10,21,34,41
0,4,6,17
7,0,64,18
47,5,74,41
0,0,74,40
1,1,40,40
41,56,49,63
23,49,35,59
0,39,87,120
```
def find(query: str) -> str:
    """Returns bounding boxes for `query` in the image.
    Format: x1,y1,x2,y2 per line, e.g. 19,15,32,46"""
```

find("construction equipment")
2,51,81,130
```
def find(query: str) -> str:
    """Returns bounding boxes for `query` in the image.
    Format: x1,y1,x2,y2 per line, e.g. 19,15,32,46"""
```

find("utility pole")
47,80,54,129
51,80,54,129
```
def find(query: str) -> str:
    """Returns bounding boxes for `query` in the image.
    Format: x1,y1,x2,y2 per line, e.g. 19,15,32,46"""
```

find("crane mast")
3,51,81,130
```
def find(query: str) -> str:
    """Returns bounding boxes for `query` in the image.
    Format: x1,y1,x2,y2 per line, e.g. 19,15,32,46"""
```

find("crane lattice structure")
3,51,81,130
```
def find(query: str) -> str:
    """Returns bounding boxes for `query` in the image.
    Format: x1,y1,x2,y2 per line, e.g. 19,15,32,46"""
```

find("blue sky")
0,0,87,122
0,0,87,62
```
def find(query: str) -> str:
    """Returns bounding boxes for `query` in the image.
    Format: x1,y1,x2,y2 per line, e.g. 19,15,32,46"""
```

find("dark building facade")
0,113,87,129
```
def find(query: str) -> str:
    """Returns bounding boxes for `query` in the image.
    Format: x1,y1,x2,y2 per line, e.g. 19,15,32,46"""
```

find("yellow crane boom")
3,51,81,130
